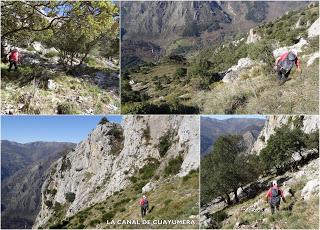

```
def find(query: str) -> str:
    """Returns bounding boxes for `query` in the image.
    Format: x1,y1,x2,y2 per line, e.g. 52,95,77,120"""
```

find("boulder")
32,42,45,53
301,179,319,200
306,51,320,67
142,181,157,193
222,58,254,83
308,18,320,38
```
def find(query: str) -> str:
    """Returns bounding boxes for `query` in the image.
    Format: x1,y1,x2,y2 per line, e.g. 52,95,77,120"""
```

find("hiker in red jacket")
274,49,301,85
266,180,286,214
139,195,149,218
8,48,21,72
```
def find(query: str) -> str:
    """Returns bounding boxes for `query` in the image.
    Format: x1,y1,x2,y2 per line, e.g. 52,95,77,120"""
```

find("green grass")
42,172,199,229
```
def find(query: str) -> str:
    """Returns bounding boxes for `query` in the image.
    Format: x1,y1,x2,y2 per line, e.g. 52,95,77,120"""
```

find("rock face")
252,115,319,154
301,179,319,200
246,28,261,44
308,18,320,38
33,116,199,228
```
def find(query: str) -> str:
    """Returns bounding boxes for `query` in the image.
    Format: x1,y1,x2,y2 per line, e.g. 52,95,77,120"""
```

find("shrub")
129,176,137,184
60,156,71,172
89,219,100,227
164,155,184,177
50,189,57,196
99,117,109,125
65,192,76,203
45,200,53,208
139,160,160,180
158,131,173,157
44,51,58,58
175,67,187,78
57,102,77,114
101,211,115,222
143,125,151,143
53,202,62,213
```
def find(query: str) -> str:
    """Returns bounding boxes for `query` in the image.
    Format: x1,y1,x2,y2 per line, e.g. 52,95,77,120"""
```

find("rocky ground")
1,42,119,114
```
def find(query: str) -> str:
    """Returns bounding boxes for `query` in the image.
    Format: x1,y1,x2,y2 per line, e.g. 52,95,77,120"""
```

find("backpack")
279,52,296,73
9,51,18,62
139,198,144,206
143,199,149,208
270,187,281,205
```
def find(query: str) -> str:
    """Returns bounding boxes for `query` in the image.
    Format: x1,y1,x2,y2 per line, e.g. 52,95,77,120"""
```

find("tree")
49,1,119,69
259,126,306,174
201,135,258,205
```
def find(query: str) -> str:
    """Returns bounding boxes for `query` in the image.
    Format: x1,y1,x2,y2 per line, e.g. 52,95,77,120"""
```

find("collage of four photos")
1,1,319,229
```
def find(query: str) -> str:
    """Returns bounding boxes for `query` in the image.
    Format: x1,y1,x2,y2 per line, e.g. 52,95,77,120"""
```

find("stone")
308,18,320,38
142,181,157,193
306,51,320,67
301,179,319,200
32,42,45,53
223,58,254,83
47,79,56,90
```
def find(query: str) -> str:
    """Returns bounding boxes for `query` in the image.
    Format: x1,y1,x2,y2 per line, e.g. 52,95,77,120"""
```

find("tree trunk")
233,189,239,203
225,192,231,205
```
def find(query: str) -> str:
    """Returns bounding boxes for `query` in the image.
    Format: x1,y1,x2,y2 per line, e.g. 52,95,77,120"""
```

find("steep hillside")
200,117,265,156
1,141,75,229
122,4,319,114
121,1,309,65
200,115,319,229
34,116,199,229
1,141,75,181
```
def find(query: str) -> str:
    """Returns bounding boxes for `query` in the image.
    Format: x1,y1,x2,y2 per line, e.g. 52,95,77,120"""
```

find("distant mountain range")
121,1,310,66
200,117,265,156
1,140,75,229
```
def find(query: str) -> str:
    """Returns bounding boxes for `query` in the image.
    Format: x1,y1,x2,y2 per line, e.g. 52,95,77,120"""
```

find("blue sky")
202,115,266,120
1,116,122,144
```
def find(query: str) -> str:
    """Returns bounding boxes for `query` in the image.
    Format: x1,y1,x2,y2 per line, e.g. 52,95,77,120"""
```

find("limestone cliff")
33,116,199,228
252,115,319,154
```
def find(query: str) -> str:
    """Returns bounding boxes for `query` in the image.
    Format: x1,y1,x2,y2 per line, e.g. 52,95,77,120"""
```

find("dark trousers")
277,66,291,81
8,60,18,72
141,206,147,217
270,203,280,214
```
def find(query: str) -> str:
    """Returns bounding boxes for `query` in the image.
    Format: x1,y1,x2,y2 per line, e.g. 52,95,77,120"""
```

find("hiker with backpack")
139,195,149,218
266,180,286,214
274,49,301,85
8,48,21,72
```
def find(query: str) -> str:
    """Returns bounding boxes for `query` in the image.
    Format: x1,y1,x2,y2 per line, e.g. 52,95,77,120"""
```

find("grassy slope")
196,52,319,114
43,172,199,229
1,55,119,114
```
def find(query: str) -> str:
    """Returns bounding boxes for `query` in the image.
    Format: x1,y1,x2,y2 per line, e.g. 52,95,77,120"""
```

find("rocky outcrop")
222,58,255,83
252,115,319,154
33,116,199,228
273,37,308,58
301,179,319,200
307,18,320,38
246,28,261,44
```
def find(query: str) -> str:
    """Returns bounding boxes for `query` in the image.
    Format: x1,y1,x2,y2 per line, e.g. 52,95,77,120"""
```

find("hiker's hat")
143,195,146,199
291,48,298,56
272,180,277,186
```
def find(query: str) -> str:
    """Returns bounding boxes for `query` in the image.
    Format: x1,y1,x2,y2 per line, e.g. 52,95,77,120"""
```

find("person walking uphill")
266,180,286,214
275,49,301,85
139,195,149,218
8,48,21,72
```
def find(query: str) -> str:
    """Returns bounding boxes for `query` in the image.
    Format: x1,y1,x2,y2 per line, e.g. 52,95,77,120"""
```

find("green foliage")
89,219,100,227
304,131,319,150
53,202,63,213
101,211,115,222
45,200,53,208
139,159,160,180
143,125,151,143
158,131,173,157
201,135,258,204
60,156,71,172
247,41,274,71
99,117,109,125
129,176,137,184
259,126,306,172
57,102,78,114
65,192,76,203
164,155,184,177
44,51,59,58
175,67,187,78
114,198,131,208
